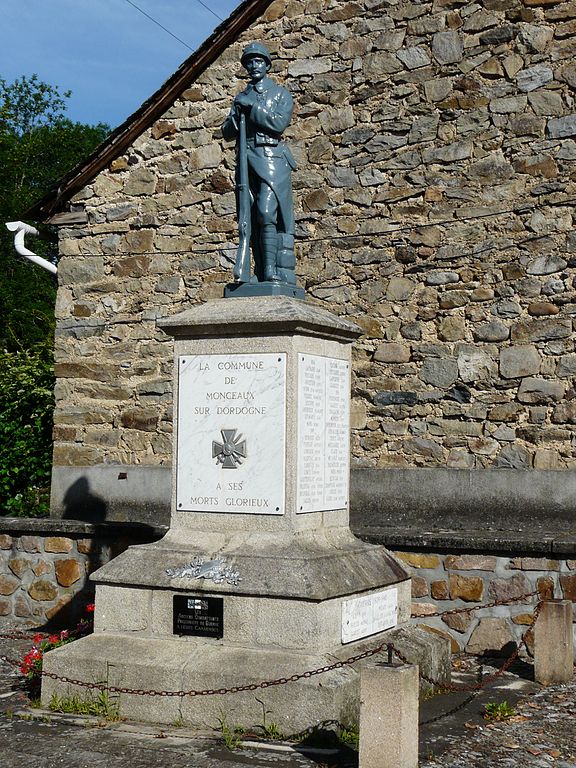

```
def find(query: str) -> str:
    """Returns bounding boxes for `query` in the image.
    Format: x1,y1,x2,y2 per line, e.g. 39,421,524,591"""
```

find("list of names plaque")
297,354,350,513
341,588,398,644
177,353,286,514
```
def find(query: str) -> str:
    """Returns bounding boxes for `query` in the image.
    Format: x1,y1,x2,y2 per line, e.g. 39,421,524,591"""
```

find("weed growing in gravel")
48,690,122,721
483,701,516,722
217,711,245,750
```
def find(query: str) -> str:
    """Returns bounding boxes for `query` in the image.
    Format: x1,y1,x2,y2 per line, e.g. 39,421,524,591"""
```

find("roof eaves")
27,0,273,221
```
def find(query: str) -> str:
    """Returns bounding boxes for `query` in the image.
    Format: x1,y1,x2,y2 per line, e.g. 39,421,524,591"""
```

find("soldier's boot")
261,225,280,282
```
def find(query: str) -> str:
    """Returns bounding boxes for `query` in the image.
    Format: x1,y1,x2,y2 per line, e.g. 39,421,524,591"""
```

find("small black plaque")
173,595,224,638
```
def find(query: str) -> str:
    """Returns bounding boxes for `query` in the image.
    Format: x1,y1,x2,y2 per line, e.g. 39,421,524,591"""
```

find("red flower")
86,603,95,613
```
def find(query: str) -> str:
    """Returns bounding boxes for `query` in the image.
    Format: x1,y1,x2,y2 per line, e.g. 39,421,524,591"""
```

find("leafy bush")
0,343,54,516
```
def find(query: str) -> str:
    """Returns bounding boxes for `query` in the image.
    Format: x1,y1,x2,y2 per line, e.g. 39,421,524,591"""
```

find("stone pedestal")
42,296,415,733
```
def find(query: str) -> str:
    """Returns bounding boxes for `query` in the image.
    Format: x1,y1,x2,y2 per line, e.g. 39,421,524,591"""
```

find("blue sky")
2,0,241,129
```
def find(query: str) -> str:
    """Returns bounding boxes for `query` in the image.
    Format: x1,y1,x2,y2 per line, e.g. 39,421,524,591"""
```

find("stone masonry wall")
54,0,576,474
398,549,576,652
0,523,163,628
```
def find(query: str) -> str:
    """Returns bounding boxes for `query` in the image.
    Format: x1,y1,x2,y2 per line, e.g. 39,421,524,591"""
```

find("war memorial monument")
41,44,440,732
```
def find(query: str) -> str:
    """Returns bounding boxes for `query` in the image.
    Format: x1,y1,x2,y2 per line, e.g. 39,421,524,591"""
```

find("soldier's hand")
234,92,255,110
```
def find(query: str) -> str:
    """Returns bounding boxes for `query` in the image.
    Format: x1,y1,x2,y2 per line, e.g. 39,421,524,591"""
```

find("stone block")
499,345,541,379
512,613,533,626
537,577,555,601
45,594,74,621
438,317,466,342
33,560,52,577
386,277,416,301
19,536,41,553
359,663,419,768
374,343,411,363
526,255,567,275
517,64,554,92
0,574,19,596
432,31,463,64
28,579,58,601
94,585,151,631
442,611,472,633
517,378,565,404
511,317,572,343
534,601,574,685
489,573,531,602
45,537,74,554
449,574,483,602
445,555,497,571
528,302,560,316
551,402,576,424
397,45,430,69
55,558,83,587
319,106,355,135
457,351,493,382
411,577,428,598
411,602,437,617
123,167,155,195
120,408,159,431
8,557,31,577
0,598,10,616
494,445,533,469
466,617,515,655
560,574,576,602
396,553,440,570
473,320,510,342
420,359,458,388
112,254,151,278
548,114,576,139
0,534,13,549
431,580,449,600
14,595,32,617
509,557,560,571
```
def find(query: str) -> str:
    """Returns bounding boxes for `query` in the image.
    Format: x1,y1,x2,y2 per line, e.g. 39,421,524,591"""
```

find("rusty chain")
410,590,540,619
0,592,542,698
397,599,543,694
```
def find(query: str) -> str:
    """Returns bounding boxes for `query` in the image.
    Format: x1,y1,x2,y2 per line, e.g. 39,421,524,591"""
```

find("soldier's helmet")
241,42,272,67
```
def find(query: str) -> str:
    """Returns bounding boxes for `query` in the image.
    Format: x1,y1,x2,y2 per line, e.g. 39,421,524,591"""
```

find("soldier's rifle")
234,111,251,283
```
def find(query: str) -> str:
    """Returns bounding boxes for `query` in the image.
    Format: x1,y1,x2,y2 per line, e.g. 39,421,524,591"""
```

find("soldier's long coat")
222,76,296,236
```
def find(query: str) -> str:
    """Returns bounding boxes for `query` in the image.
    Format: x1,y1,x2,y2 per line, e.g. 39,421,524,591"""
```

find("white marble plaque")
341,588,398,644
297,355,350,513
177,353,286,514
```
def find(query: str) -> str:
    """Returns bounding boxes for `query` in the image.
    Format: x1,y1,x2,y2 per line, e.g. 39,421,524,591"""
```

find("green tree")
0,345,54,516
0,75,110,514
0,74,109,350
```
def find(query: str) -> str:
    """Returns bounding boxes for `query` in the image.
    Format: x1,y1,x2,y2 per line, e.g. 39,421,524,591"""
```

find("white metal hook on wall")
5,221,58,275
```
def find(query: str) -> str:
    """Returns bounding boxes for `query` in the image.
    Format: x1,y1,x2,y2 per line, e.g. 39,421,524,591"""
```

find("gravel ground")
420,664,576,768
1,630,575,767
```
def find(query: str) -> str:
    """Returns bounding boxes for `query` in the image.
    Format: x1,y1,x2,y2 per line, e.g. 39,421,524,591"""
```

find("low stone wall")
0,520,165,628
2,519,574,658
391,549,576,654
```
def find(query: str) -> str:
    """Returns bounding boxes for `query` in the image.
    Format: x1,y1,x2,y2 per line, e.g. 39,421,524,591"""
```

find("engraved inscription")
342,589,398,644
297,355,350,513
173,595,224,638
177,353,286,514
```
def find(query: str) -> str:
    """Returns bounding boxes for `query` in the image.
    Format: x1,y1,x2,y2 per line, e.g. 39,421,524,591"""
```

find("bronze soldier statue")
222,42,303,298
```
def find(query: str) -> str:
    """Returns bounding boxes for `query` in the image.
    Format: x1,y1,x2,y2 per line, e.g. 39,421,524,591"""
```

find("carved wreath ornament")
166,557,241,586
